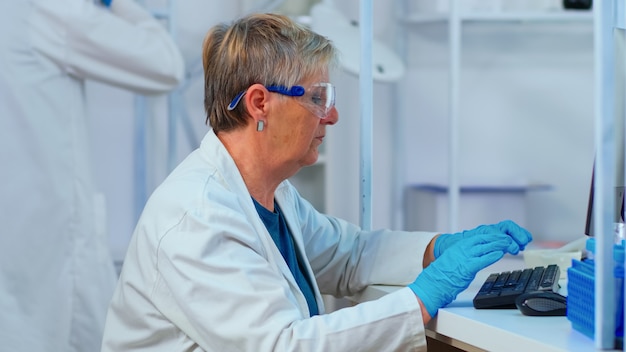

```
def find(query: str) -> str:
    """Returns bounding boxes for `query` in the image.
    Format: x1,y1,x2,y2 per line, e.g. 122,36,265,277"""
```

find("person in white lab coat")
101,13,531,351
0,0,185,351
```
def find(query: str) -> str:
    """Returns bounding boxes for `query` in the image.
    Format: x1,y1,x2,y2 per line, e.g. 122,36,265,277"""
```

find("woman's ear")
244,84,269,118
245,84,270,132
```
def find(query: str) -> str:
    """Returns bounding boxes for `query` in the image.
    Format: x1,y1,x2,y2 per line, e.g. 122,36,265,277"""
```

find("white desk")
351,255,606,352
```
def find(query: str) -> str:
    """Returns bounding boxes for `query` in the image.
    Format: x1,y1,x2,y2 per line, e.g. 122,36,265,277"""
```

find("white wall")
398,21,595,242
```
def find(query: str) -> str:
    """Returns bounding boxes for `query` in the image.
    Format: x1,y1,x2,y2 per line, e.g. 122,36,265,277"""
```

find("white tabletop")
351,255,606,352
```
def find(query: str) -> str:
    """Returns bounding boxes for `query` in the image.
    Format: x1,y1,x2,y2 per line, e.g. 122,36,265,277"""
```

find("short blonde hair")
202,13,337,132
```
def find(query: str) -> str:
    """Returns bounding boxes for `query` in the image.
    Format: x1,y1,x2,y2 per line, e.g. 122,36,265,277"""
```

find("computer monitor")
584,168,594,236
584,167,625,237
585,27,626,238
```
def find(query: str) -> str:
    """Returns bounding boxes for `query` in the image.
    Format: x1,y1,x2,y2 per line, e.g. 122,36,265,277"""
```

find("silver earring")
257,121,264,132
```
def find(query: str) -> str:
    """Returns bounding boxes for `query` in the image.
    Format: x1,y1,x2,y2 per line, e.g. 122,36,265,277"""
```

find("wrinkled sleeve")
281,182,438,297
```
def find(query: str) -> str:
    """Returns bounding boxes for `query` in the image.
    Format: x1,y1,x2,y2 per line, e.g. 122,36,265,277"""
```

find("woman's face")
270,74,338,172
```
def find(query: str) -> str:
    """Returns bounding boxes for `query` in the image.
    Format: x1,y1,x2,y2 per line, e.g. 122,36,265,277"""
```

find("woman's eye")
311,95,323,105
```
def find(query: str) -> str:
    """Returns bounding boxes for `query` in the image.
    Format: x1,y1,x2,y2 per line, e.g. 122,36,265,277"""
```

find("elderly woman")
101,13,531,351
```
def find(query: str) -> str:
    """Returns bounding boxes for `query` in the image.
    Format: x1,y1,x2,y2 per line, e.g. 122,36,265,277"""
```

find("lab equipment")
473,264,560,309
409,234,513,317
515,291,567,316
434,220,532,258
567,238,624,346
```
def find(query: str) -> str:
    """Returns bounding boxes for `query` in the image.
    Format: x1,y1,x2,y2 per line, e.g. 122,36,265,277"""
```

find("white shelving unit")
394,0,593,233
403,10,593,24
593,1,625,348
397,1,626,349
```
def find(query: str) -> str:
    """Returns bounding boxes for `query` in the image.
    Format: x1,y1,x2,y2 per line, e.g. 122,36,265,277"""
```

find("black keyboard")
473,264,560,309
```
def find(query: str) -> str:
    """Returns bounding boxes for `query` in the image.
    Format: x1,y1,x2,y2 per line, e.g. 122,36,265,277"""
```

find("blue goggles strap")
227,85,306,111
265,85,305,97
227,91,246,110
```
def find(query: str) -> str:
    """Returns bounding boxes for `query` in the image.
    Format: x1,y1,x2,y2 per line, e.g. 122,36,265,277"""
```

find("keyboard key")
477,273,499,294
525,267,545,292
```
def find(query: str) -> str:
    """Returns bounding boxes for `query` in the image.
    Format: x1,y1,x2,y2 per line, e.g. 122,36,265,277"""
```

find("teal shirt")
253,198,319,316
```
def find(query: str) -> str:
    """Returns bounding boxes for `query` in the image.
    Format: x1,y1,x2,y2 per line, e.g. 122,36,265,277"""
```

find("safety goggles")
227,82,336,119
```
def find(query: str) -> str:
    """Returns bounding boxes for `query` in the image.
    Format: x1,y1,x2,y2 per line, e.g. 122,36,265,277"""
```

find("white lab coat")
102,130,437,351
0,1,184,351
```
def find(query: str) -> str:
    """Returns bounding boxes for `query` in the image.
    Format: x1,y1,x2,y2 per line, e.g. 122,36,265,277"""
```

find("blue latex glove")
409,233,512,317
101,0,112,7
434,220,532,259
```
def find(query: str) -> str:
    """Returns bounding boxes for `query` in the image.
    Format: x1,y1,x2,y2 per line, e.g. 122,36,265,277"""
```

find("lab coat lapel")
201,130,311,315
275,185,325,314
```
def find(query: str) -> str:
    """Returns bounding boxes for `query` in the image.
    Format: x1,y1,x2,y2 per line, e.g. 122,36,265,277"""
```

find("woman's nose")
322,106,338,125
